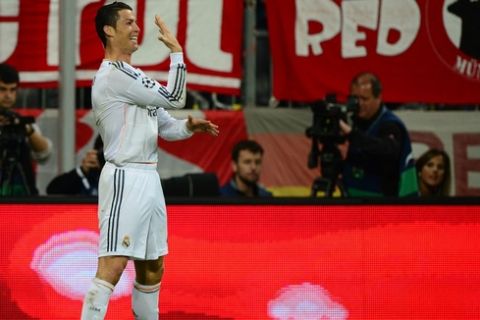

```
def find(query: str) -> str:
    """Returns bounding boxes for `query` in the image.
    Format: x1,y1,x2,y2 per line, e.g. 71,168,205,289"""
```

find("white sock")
132,281,160,320
81,278,114,320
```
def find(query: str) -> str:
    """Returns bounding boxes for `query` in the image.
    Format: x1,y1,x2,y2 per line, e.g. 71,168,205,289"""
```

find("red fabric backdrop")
265,0,480,104
0,0,244,94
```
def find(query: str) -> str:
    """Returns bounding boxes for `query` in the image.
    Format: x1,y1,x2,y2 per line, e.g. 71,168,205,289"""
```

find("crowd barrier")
1,197,479,319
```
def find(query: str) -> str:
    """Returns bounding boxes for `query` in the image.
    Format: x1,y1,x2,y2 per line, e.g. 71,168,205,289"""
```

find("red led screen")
0,204,479,319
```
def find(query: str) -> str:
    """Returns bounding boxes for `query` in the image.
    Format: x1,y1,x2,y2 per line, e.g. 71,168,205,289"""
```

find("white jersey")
91,53,192,166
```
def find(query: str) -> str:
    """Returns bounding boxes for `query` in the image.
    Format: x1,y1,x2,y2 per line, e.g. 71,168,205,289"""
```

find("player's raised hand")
155,14,182,53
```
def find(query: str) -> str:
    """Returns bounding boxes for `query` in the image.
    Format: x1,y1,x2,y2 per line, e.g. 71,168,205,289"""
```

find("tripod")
310,141,344,197
0,141,32,196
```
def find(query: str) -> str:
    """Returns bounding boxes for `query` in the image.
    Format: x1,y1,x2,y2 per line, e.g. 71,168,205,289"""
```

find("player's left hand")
186,115,219,136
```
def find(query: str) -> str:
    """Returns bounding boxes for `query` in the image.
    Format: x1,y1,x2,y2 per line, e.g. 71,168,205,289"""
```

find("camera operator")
0,63,52,195
338,72,418,197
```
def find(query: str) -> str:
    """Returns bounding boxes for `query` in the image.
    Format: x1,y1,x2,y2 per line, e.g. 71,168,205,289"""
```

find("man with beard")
220,140,273,197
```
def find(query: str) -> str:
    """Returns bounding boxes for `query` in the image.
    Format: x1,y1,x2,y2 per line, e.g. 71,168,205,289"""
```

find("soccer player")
81,2,219,319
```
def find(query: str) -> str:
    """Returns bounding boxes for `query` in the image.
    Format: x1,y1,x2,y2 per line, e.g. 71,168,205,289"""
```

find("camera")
306,94,359,197
306,94,359,144
0,108,37,195
0,108,35,148
0,107,35,163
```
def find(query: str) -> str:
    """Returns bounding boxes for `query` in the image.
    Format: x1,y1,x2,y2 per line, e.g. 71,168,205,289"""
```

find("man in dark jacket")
0,63,52,195
47,136,104,195
338,72,418,197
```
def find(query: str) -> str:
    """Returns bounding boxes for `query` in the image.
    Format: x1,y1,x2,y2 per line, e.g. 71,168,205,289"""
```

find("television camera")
0,108,35,144
306,94,359,197
0,108,36,195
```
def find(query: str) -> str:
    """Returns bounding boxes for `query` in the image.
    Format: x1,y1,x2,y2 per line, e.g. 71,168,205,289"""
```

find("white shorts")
97,162,168,260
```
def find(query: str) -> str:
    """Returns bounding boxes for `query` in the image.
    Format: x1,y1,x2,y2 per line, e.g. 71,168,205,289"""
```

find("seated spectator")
47,136,104,195
220,140,272,197
416,149,451,197
0,63,52,195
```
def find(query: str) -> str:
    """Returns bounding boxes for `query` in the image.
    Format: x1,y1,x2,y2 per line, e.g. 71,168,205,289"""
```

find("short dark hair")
95,1,132,47
350,72,382,98
232,140,264,162
0,63,19,84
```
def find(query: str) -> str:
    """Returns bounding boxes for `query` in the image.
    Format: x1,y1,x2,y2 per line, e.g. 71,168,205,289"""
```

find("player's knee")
97,257,129,285
135,261,165,284
111,264,128,280
145,264,164,284
154,263,165,282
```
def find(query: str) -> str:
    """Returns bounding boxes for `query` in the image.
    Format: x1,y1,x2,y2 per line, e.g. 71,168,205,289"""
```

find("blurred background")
2,0,478,197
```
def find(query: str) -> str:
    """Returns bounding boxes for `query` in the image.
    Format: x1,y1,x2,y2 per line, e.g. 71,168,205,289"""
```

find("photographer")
0,63,52,195
338,72,418,197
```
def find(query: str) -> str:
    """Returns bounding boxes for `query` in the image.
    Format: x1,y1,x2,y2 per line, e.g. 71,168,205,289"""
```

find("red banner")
0,0,243,94
265,0,480,104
